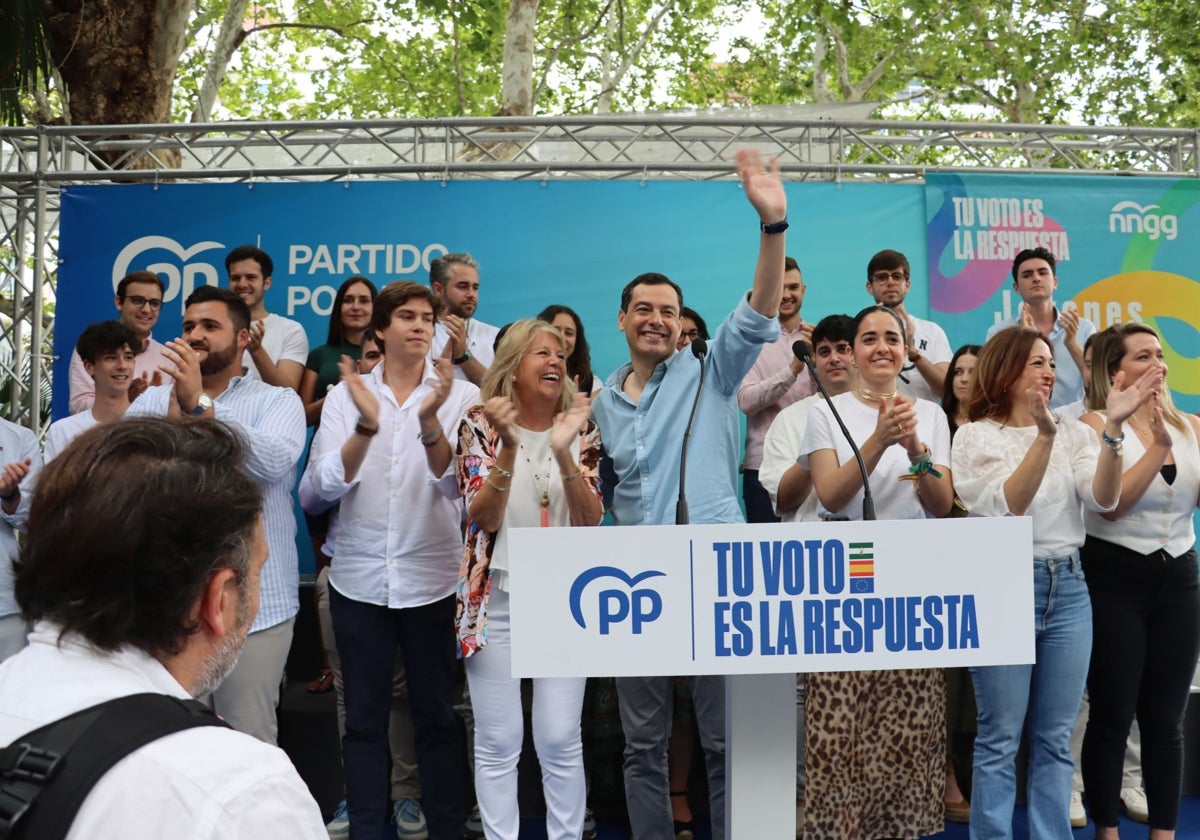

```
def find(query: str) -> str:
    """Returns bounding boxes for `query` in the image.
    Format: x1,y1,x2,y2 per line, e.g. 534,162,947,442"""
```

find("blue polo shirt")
593,295,778,526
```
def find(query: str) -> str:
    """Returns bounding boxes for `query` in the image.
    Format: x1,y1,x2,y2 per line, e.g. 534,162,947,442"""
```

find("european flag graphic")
848,542,874,593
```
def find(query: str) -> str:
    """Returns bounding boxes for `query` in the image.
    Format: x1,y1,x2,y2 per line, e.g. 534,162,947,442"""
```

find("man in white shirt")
737,255,816,522
865,249,952,402
986,247,1096,411
0,417,325,840
67,270,170,414
0,418,38,663
226,245,309,392
128,286,306,746
310,280,478,840
45,321,138,461
760,314,857,524
429,252,499,386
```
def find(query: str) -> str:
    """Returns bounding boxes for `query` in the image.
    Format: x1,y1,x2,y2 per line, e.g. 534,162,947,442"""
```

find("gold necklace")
857,386,897,402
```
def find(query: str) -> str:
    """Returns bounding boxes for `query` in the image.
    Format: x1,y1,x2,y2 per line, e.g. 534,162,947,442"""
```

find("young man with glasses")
864,249,951,402
67,270,171,414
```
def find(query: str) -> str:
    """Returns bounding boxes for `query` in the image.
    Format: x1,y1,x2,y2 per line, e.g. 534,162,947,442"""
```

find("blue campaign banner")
56,178,927,420
926,172,1200,411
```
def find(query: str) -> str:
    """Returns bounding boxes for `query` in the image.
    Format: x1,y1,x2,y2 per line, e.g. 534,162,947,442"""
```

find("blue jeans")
969,554,1092,840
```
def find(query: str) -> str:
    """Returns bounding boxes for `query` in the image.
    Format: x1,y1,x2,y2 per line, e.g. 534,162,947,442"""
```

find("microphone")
676,339,709,525
792,341,876,521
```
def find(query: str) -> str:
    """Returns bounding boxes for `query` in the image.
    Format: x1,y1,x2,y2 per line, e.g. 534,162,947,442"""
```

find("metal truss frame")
1,116,1198,430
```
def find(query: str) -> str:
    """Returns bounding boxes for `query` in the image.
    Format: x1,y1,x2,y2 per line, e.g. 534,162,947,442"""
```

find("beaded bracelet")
1100,428,1125,456
418,423,443,443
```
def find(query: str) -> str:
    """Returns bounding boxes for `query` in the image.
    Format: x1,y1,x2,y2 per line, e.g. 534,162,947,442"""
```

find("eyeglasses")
870,271,908,285
125,295,163,310
681,329,701,341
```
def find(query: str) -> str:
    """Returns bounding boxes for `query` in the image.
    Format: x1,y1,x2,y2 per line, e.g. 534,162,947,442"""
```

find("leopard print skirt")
803,668,946,840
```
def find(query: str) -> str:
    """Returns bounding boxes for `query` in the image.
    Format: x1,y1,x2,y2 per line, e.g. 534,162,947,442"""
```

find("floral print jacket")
454,404,603,658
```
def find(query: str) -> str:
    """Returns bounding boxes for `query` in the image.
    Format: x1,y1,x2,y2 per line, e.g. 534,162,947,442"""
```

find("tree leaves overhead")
3,0,1200,127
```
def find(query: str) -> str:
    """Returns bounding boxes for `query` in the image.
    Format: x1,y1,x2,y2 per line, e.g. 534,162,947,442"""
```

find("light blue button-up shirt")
128,377,306,633
0,419,39,618
593,295,778,526
986,308,1096,410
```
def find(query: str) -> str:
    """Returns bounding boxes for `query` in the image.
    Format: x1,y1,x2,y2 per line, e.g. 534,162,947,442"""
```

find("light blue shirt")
0,419,39,618
128,378,306,632
986,308,1096,410
593,295,778,526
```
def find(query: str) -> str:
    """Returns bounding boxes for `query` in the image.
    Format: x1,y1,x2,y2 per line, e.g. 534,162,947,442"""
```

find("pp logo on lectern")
569,567,665,635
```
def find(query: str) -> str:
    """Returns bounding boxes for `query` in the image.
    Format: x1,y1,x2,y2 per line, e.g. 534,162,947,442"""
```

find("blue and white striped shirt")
128,378,306,632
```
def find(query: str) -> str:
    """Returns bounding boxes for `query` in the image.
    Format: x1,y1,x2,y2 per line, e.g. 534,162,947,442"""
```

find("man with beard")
429,253,499,386
128,286,306,746
736,256,816,522
0,417,325,838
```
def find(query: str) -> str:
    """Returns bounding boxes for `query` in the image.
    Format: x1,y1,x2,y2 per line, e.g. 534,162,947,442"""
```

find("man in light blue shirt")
128,285,305,745
590,149,788,840
986,247,1096,410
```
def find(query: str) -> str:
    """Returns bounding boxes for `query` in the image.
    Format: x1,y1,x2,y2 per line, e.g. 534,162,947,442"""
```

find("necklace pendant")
540,491,550,507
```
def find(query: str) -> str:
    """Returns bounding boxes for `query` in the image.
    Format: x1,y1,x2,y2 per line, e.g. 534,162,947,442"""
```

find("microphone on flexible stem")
676,338,709,525
792,340,876,521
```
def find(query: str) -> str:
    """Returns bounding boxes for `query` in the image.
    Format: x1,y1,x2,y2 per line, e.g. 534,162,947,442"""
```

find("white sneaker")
1069,790,1087,828
1120,786,1149,823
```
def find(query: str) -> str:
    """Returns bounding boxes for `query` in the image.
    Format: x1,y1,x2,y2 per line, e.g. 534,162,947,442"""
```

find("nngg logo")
569,567,665,635
111,236,226,307
1108,201,1177,241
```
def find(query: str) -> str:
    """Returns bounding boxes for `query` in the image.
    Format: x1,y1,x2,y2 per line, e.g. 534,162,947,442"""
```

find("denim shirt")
592,294,778,526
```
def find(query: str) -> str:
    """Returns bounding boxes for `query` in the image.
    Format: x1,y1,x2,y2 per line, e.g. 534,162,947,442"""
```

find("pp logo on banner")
111,236,226,310
569,567,665,635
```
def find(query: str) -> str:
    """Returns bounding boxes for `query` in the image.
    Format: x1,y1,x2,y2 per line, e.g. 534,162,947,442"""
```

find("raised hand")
0,459,31,498
1106,367,1163,426
248,320,266,353
483,396,521,449
418,357,454,423
551,389,593,455
1028,386,1058,437
1018,303,1036,330
1058,306,1081,342
736,149,787,225
338,354,379,428
160,338,204,415
443,315,468,358
873,395,917,448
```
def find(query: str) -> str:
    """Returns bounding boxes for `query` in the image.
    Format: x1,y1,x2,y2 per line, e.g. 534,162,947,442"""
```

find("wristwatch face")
192,394,213,415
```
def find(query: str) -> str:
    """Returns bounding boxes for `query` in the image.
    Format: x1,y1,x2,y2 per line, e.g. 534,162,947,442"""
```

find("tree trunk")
44,0,196,167
190,0,251,123
499,0,539,116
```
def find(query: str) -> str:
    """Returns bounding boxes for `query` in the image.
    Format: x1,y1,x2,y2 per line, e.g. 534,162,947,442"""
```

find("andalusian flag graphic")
849,542,875,593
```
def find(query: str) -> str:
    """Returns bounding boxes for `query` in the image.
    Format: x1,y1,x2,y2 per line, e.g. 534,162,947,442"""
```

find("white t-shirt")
432,319,500,381
241,313,309,382
897,316,952,403
43,410,101,461
760,394,821,523
799,391,951,521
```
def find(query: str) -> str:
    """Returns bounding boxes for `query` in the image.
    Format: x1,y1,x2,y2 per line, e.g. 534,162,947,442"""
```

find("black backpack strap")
0,693,230,840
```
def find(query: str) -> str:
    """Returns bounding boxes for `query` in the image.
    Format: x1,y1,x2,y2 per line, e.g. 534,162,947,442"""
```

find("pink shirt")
737,321,816,470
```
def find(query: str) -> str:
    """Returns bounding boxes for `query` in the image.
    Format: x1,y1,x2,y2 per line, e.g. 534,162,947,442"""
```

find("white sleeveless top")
1084,414,1199,556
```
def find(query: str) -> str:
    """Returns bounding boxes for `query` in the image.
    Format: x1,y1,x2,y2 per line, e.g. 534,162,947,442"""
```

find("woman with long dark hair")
537,304,596,394
299,275,378,427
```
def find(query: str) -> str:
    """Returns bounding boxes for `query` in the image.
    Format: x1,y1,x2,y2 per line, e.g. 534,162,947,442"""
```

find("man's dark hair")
679,306,710,341
784,256,801,275
811,314,855,348
224,244,273,279
116,270,165,299
185,285,252,334
15,418,263,658
76,320,142,365
866,249,909,280
371,281,444,344
620,272,683,312
1011,247,1057,282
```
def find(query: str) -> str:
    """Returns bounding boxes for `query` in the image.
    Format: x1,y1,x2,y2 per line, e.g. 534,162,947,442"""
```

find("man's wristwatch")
452,350,472,366
189,393,214,416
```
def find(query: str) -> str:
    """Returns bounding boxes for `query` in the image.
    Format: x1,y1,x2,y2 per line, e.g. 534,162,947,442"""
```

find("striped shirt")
127,378,305,632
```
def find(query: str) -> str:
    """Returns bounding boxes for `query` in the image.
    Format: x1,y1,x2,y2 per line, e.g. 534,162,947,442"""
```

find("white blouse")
1084,414,1200,556
951,417,1115,559
799,392,951,521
